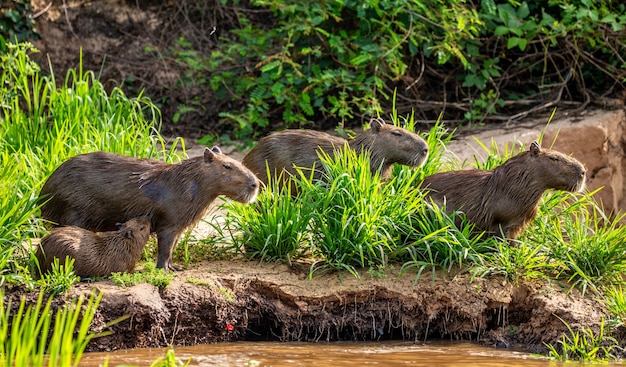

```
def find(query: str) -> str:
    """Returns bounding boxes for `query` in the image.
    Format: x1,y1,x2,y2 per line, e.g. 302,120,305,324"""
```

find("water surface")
77,341,596,366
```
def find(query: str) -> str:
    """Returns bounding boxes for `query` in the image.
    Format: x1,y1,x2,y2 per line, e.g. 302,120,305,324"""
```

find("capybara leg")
156,229,179,272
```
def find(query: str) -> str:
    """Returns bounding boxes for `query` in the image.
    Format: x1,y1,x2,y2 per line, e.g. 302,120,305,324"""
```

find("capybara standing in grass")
39,147,260,271
421,141,586,240
35,217,151,278
242,118,429,187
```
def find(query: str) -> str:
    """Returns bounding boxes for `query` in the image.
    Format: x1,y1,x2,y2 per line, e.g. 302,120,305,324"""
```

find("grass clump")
545,317,622,362
110,261,174,289
35,257,80,297
216,173,314,265
0,289,109,367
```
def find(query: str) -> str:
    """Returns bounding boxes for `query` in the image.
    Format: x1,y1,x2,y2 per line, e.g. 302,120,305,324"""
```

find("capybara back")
242,118,429,186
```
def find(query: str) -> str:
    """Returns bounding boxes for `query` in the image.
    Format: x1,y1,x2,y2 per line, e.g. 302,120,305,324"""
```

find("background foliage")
162,0,626,139
2,0,623,142
0,0,38,50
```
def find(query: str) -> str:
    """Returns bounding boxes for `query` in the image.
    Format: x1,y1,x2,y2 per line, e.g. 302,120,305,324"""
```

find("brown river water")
77,341,618,367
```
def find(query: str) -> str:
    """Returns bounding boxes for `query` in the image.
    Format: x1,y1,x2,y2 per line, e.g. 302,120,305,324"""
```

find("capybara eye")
223,164,233,170
549,156,559,161
392,131,403,137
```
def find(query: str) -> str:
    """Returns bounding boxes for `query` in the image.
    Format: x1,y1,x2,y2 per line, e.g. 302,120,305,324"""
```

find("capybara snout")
39,146,259,271
530,148,586,192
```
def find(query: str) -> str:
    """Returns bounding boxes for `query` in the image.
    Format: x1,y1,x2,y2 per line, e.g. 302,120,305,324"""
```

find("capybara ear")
370,118,385,132
204,147,216,163
529,141,541,156
125,228,134,240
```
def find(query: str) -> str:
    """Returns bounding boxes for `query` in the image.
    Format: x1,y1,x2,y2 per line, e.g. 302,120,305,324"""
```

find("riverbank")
5,258,616,356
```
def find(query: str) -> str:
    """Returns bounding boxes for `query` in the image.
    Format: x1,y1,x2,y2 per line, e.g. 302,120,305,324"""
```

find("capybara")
35,217,151,278
39,147,260,271
421,141,586,240
242,118,429,187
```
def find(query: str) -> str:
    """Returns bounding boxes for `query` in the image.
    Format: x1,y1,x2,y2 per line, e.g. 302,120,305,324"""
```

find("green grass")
110,261,175,289
215,174,314,265
545,316,622,362
36,257,81,297
0,289,109,367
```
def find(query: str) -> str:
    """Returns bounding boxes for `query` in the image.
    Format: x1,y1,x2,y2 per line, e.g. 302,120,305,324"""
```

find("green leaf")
494,26,509,36
507,37,520,49
299,92,314,116
260,60,281,73
508,26,523,36
517,2,530,19
481,0,497,15
350,53,372,66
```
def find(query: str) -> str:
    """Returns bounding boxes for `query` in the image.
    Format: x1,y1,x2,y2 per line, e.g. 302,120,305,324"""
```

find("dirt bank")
5,259,613,355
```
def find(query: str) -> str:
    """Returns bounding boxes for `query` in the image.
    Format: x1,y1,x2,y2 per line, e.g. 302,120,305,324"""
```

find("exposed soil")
3,258,615,356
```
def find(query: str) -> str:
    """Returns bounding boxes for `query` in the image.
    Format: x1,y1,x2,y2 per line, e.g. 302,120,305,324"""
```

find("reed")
0,289,107,367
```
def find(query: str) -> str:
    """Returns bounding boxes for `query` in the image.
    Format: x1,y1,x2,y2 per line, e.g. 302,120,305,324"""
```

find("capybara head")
201,146,260,203
350,118,429,172
504,141,586,193
115,216,151,245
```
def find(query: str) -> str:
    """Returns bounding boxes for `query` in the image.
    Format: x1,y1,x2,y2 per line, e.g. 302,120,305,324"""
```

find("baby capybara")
35,217,151,278
39,147,260,271
242,118,429,187
421,141,586,240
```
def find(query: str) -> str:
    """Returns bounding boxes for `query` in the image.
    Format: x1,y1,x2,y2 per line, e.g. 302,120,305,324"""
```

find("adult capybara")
39,147,260,271
242,118,429,187
35,217,151,278
421,141,586,240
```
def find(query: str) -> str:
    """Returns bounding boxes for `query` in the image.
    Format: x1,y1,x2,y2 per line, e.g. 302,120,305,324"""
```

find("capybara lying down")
421,141,586,240
35,217,151,278
242,118,429,187
39,147,260,271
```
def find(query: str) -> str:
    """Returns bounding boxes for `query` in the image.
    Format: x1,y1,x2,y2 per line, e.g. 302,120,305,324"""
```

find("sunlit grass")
526,191,626,296
545,316,622,362
110,261,174,289
398,201,493,283
216,172,314,265
36,257,81,297
0,289,109,367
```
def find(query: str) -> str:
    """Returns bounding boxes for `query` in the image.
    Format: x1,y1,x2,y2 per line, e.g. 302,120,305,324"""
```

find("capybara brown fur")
421,141,586,240
39,147,260,271
242,118,429,187
35,217,151,278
